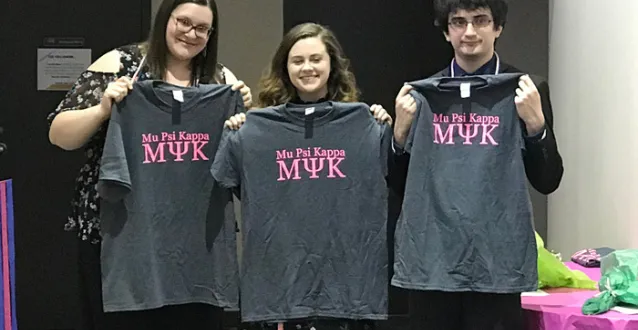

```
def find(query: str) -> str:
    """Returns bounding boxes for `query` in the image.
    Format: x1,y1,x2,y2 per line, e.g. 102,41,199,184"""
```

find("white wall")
548,0,638,254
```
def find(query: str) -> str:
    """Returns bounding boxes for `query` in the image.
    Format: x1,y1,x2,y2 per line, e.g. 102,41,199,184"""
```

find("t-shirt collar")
450,52,500,77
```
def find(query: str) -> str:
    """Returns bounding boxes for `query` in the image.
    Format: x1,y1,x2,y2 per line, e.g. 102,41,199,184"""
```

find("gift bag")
601,249,638,276
535,232,597,290
0,180,17,330
582,265,638,315
582,250,638,315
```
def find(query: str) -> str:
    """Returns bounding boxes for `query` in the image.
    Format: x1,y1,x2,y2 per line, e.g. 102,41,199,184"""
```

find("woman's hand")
224,113,246,130
231,80,253,109
370,104,393,125
99,76,133,117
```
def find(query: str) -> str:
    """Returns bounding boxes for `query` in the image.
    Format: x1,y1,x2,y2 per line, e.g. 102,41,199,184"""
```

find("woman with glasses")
47,0,251,329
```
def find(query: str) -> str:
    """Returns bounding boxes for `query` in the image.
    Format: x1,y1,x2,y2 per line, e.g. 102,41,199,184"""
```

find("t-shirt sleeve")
233,89,246,115
96,104,131,201
380,122,393,178
211,128,241,188
404,90,426,154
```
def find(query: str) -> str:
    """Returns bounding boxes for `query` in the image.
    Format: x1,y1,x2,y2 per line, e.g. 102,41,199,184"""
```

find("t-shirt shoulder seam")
98,177,131,187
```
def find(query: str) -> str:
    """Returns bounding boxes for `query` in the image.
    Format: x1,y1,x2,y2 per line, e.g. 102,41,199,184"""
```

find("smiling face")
165,3,213,62
444,7,502,62
286,37,331,102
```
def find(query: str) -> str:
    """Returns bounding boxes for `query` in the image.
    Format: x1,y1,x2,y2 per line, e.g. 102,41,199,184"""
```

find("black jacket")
389,62,564,196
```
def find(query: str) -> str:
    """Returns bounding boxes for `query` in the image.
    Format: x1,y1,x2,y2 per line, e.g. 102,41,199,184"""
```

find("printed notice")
37,48,91,91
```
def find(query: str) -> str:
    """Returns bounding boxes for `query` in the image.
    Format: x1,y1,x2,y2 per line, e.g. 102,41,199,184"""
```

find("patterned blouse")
47,43,226,244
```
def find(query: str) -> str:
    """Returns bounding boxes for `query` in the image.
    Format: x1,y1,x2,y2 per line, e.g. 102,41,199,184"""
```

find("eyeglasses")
172,16,213,39
448,15,493,31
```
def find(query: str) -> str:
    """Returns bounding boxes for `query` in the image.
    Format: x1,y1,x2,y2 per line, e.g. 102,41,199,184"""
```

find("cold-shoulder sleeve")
46,44,145,148
46,44,146,128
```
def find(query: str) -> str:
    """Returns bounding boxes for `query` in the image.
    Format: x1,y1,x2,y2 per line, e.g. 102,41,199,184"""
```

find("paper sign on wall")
37,48,91,91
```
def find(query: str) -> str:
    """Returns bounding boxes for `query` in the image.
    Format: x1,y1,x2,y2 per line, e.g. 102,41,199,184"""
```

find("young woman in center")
228,22,391,330
225,22,390,128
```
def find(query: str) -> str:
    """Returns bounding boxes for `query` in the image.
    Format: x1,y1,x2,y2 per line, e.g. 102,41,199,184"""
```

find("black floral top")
47,43,226,244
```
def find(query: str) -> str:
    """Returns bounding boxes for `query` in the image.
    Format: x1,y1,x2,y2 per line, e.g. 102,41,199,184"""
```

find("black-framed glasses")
172,16,213,39
448,15,492,31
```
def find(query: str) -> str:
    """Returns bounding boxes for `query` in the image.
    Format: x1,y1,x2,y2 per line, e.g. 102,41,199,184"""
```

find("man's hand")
393,84,417,147
515,75,545,135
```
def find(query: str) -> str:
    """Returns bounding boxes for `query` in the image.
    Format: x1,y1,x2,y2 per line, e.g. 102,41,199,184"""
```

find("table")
522,261,638,330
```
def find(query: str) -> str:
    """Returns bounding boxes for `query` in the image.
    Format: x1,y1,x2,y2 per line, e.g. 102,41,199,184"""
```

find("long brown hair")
145,0,222,84
257,23,360,107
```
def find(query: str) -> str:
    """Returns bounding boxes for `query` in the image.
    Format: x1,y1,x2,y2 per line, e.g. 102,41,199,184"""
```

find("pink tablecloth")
522,261,638,330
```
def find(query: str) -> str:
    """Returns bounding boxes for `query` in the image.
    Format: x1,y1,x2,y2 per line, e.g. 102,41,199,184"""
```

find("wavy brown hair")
257,23,360,107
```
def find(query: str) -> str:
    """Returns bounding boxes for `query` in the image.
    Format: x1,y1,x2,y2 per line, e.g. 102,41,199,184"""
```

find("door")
1,0,150,328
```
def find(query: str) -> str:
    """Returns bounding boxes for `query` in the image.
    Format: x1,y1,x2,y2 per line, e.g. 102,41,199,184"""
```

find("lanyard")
132,55,146,81
450,52,500,77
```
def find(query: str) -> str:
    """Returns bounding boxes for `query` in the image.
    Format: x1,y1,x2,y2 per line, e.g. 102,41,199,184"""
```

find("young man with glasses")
390,0,563,329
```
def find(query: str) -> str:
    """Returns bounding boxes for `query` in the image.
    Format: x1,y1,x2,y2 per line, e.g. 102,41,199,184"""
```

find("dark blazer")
389,62,564,197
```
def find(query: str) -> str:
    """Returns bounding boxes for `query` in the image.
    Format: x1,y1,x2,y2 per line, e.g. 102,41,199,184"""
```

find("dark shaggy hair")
434,0,508,33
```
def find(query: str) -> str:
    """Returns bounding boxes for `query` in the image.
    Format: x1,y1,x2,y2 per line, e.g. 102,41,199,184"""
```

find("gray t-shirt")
211,101,391,322
392,73,538,293
97,80,243,312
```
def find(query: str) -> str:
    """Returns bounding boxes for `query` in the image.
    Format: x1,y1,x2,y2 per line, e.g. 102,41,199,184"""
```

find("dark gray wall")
1,1,151,328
